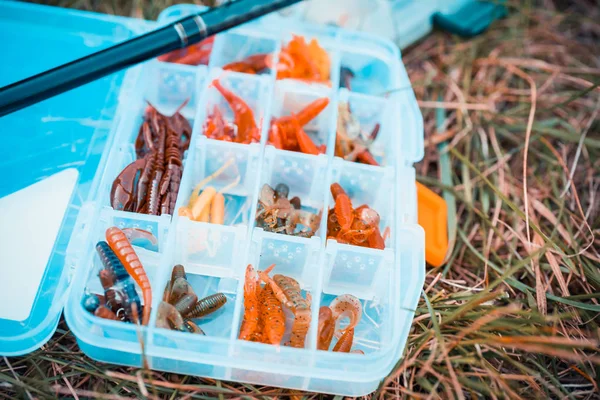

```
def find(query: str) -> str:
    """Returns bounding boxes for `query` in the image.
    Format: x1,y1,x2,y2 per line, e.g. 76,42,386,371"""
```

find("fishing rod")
0,0,302,118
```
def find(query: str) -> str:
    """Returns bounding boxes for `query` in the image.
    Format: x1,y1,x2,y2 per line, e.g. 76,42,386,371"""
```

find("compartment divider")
225,67,273,352
146,66,210,355
224,229,273,357
258,77,276,150
265,36,283,90
246,74,274,233
207,35,226,71
324,79,340,161
109,98,144,146
321,69,340,246
226,249,252,351
115,62,147,116
327,42,342,107
173,67,247,213
145,235,177,356
305,73,339,369
173,142,199,216
388,91,404,169
304,244,326,357
188,65,213,150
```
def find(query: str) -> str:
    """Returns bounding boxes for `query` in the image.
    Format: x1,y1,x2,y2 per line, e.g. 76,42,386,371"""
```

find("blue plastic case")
0,2,150,356
0,2,426,396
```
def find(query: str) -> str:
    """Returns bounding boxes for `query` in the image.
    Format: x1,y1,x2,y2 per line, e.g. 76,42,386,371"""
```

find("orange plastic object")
416,182,449,267
276,35,330,83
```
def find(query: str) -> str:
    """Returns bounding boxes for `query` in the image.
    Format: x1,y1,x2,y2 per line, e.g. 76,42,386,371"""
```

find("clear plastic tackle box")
0,1,447,396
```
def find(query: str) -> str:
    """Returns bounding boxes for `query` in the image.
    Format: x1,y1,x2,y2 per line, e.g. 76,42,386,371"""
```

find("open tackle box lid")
0,1,158,356
0,0,502,357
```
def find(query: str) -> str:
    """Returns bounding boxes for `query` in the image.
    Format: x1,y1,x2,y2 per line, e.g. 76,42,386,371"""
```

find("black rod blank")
0,0,302,118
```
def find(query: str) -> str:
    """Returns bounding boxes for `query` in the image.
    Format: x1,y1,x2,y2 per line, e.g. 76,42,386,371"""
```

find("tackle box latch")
433,0,507,38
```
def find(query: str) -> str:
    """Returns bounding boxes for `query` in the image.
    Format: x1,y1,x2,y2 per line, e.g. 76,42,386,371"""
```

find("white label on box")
0,168,78,321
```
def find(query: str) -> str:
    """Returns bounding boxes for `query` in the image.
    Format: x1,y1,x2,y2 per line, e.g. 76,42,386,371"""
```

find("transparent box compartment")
337,89,398,167
200,69,271,143
278,31,340,88
268,81,337,153
256,146,329,239
151,243,239,343
64,14,425,398
210,29,279,75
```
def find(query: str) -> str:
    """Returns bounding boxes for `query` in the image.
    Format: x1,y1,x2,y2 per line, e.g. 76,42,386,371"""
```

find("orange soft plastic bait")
276,35,330,83
416,182,449,267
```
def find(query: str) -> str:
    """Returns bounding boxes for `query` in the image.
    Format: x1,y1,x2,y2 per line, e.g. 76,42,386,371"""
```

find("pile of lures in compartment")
157,264,227,335
256,182,321,238
176,165,326,242
83,227,154,326
327,183,387,249
178,158,243,225
317,295,364,354
336,67,381,166
204,78,261,144
111,101,192,216
238,264,311,347
238,264,363,354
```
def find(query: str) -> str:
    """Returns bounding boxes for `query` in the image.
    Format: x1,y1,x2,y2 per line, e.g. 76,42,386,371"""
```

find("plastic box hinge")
433,0,507,38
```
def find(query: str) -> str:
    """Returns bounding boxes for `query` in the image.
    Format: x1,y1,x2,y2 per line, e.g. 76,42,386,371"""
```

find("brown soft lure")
110,158,145,212
184,319,206,335
156,301,186,332
174,293,199,316
169,277,195,305
117,101,190,216
184,293,227,319
99,269,120,312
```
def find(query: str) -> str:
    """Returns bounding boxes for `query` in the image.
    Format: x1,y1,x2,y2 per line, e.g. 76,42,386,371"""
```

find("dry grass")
4,0,600,399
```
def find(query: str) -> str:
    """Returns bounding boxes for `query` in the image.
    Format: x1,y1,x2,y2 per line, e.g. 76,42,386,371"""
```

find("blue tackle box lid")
0,1,154,356
0,0,503,357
